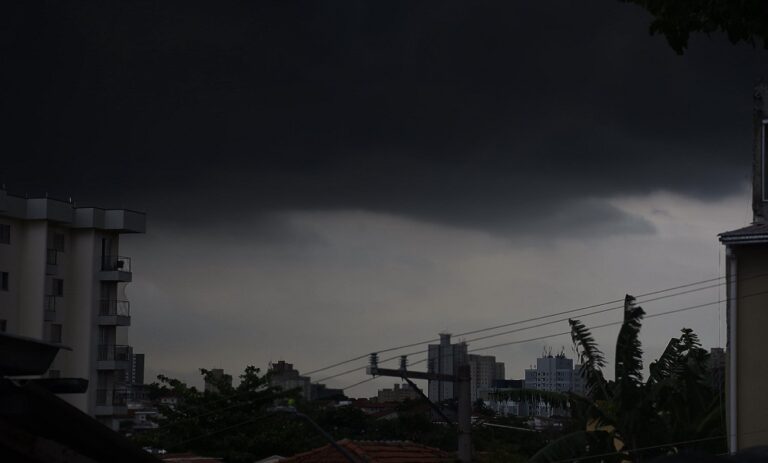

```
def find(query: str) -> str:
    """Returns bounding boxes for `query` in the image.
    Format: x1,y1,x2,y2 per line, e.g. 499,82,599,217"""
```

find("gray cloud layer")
2,1,764,237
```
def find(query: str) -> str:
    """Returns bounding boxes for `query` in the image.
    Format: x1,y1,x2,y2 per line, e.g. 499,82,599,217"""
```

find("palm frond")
569,318,607,399
615,294,645,388
647,338,678,385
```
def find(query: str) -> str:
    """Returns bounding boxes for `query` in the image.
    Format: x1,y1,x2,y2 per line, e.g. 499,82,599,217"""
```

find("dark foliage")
623,0,768,53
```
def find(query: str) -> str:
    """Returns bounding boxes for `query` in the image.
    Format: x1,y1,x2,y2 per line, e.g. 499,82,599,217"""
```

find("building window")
53,233,65,252
1,272,8,291
0,224,9,244
50,324,62,343
0,320,6,332
53,278,64,296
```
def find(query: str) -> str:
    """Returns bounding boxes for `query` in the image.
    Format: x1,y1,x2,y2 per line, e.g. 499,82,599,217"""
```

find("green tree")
134,366,305,463
498,295,725,462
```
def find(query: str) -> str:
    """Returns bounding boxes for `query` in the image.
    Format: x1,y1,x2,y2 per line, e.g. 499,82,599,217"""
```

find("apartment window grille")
53,278,64,296
50,324,62,343
0,224,9,244
53,233,66,252
1,272,8,291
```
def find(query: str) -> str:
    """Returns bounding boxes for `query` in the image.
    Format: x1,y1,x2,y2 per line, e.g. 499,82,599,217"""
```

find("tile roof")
161,453,222,463
719,222,768,244
280,439,453,463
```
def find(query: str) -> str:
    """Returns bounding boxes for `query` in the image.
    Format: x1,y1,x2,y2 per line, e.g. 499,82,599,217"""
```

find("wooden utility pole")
366,354,472,463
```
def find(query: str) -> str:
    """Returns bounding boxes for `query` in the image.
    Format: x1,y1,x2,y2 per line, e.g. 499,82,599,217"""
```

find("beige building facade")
719,84,768,452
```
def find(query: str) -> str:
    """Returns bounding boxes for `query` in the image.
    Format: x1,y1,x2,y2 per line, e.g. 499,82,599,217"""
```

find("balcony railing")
99,299,130,317
101,255,131,272
97,344,133,362
47,248,58,265
44,295,56,313
96,388,129,406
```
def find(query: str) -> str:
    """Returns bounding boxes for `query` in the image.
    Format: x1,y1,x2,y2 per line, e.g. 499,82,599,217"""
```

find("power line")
339,288,768,390
146,287,768,435
151,280,768,422
306,274,738,378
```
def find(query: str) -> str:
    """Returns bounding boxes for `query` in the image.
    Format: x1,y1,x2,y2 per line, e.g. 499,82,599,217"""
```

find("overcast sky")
2,1,765,394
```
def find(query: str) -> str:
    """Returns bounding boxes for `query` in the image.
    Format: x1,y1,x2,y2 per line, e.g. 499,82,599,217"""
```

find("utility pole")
366,354,472,463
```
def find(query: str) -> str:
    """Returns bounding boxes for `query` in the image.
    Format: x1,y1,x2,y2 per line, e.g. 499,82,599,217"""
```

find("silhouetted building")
427,333,468,403
310,383,345,401
708,347,726,392
469,354,505,402
0,188,146,430
127,353,145,385
376,383,420,403
268,361,311,398
204,368,232,393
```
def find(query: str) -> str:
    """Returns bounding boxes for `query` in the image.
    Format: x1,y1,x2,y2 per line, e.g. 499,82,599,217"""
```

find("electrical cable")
306,273,744,378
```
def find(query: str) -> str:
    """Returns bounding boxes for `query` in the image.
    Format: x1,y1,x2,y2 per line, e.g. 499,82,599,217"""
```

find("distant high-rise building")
495,362,505,381
268,360,312,399
427,333,468,403
468,354,505,402
0,188,146,430
376,383,420,403
708,347,726,392
524,352,585,395
204,368,232,393
127,353,145,385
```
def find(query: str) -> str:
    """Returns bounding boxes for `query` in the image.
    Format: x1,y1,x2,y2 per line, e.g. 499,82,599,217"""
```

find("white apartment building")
0,188,145,429
524,352,585,395
427,333,468,403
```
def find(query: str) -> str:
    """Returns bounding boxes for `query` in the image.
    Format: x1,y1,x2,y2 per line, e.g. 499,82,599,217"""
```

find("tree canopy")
624,0,768,53
511,295,726,462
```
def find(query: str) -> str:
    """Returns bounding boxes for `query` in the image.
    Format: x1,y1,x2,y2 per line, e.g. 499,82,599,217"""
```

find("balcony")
46,248,58,275
94,387,129,416
97,299,131,326
43,295,57,321
96,344,132,370
98,255,132,282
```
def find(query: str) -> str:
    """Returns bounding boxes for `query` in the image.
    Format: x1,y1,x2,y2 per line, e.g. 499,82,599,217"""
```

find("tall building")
524,351,585,395
0,189,145,429
268,360,311,399
127,353,145,385
468,354,505,402
427,333,468,403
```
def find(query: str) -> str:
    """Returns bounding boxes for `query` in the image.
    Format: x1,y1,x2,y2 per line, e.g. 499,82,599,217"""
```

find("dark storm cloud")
1,0,761,234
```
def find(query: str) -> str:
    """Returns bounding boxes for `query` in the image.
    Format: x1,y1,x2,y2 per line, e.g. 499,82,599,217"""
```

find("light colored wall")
61,228,100,413
18,221,47,339
733,244,768,449
0,217,22,332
